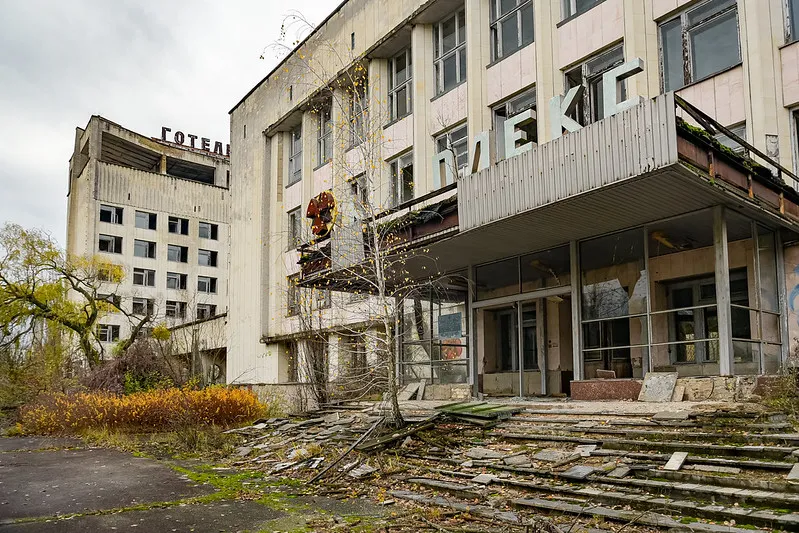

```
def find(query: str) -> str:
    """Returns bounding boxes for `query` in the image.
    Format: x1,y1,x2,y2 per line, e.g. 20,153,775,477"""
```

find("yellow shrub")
19,386,265,434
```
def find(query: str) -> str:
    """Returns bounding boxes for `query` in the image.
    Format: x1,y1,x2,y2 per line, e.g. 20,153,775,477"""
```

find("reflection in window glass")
475,258,519,300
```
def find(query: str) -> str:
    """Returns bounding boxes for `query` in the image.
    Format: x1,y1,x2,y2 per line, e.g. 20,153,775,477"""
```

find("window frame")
198,221,218,240
287,276,300,317
135,210,157,230
288,125,303,186
562,0,604,19
789,0,799,43
98,324,120,343
168,216,189,235
658,0,741,93
132,297,154,316
133,239,156,259
434,123,469,180
492,87,538,159
98,234,123,254
388,49,413,121
287,207,302,250
198,249,218,267
197,275,218,294
491,0,534,61
165,300,187,319
196,303,217,320
167,244,188,263
349,80,368,148
564,45,625,126
166,271,187,290
132,267,156,287
389,152,414,207
99,204,123,225
433,10,467,95
317,103,333,166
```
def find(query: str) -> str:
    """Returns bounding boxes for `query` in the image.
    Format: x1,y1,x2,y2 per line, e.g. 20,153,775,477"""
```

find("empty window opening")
100,204,123,224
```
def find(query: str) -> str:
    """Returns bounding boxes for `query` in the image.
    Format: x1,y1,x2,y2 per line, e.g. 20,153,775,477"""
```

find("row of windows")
129,267,218,293
98,235,218,266
97,303,218,342
100,205,219,240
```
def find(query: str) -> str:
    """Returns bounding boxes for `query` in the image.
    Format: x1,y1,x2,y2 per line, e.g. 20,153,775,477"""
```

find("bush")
18,386,265,434
83,340,182,395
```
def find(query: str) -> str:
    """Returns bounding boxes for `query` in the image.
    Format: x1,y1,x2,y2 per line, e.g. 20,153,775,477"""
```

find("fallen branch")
307,415,384,484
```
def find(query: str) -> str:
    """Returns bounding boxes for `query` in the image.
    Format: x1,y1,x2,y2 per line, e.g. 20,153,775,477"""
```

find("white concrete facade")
67,116,230,357
229,0,799,387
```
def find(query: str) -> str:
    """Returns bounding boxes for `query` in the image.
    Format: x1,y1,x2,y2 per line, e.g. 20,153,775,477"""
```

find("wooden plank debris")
417,378,426,401
397,382,421,401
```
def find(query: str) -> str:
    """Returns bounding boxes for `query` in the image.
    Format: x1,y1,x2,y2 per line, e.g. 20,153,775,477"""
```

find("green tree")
0,223,151,369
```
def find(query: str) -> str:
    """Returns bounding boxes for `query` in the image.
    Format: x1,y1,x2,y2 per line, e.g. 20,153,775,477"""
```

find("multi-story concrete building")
228,0,799,399
67,116,230,373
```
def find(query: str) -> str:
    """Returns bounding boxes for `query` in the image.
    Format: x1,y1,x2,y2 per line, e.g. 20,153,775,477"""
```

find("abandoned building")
66,116,230,381
227,0,799,401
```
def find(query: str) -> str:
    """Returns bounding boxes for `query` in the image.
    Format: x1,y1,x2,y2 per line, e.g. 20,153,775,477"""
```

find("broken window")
660,0,740,92
97,324,120,343
433,10,467,95
287,276,300,317
197,275,218,294
389,152,414,207
167,245,188,263
493,87,537,159
434,124,469,180
165,300,187,319
350,173,369,213
288,125,302,185
132,268,155,287
198,249,217,267
133,239,156,259
135,210,157,230
168,216,189,235
317,103,333,166
713,123,746,154
166,271,187,290
562,0,603,19
389,49,412,121
199,221,218,240
491,0,534,60
287,207,302,249
99,204,123,224
564,45,625,126
196,304,217,320
98,234,123,254
132,297,154,316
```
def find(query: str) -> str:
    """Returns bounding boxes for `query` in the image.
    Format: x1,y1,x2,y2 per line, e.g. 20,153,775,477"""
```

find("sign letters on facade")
161,127,231,157
432,58,645,182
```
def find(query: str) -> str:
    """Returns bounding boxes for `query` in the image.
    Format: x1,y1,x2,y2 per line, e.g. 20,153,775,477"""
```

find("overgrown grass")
18,386,266,434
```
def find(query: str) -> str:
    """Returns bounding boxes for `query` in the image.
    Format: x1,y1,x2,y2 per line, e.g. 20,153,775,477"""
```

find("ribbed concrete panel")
96,162,230,223
458,93,678,232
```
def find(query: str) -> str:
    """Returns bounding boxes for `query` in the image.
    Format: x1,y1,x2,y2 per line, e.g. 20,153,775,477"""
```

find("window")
198,275,218,294
133,239,156,259
563,0,603,19
287,277,300,316
199,221,218,240
165,300,187,319
315,289,331,310
433,10,467,95
98,324,120,343
435,124,469,179
133,268,155,287
317,104,333,166
288,126,302,185
790,0,799,43
565,45,625,126
714,123,746,154
493,87,537,159
166,271,187,290
98,234,123,254
132,297,154,316
168,216,189,235
286,341,299,382
198,249,218,267
288,207,302,249
350,174,369,212
98,293,121,310
660,0,740,92
349,81,368,147
167,245,188,263
100,205,123,224
97,264,116,282
389,152,414,207
197,304,217,320
666,271,750,364
389,49,412,121
491,0,534,60
135,211,157,230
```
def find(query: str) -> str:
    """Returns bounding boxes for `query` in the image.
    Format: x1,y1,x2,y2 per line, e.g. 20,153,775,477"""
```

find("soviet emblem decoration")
306,190,337,239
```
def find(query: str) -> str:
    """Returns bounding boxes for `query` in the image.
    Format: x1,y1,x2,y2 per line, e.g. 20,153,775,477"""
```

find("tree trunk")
80,333,101,369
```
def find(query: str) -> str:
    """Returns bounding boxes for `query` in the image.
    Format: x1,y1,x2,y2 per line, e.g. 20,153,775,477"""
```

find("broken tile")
235,446,253,457
671,384,685,402
561,465,596,480
638,372,678,402
503,455,532,467
607,466,631,479
575,444,597,457
652,411,690,421
271,461,297,473
599,461,618,472
465,447,504,460
306,457,324,469
348,464,377,479
471,473,498,485
533,449,572,462
460,460,474,468
663,451,689,471
686,464,741,474
787,464,799,482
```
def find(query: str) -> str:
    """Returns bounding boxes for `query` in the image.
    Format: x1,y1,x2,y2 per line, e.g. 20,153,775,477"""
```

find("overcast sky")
0,0,339,245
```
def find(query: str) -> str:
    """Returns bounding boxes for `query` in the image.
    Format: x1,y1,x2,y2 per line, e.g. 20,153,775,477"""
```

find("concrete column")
534,0,558,143
622,0,659,99
411,24,435,197
465,0,492,142
714,206,733,376
159,154,167,174
537,298,548,395
467,264,477,396
570,240,583,380
368,58,390,207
